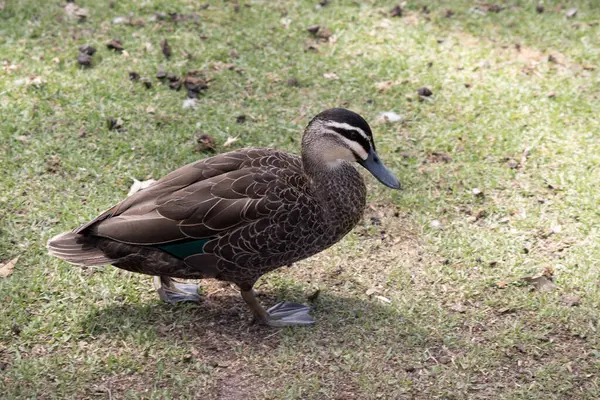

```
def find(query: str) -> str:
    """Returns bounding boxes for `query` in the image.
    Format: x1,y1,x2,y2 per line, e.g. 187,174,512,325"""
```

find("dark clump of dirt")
169,80,182,91
487,4,503,13
445,9,455,18
536,5,544,13
417,87,433,97
106,117,124,131
161,39,172,59
77,53,92,66
184,74,209,98
79,45,96,55
306,24,332,40
141,79,152,89
106,39,123,51
45,155,61,173
235,115,246,124
286,78,300,87
128,71,140,81
196,132,216,152
390,5,403,17
425,151,452,163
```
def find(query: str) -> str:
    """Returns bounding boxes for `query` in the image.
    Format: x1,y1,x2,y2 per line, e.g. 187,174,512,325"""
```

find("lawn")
1,0,599,398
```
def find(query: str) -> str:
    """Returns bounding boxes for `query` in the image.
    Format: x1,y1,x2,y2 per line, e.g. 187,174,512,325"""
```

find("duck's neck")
301,140,367,219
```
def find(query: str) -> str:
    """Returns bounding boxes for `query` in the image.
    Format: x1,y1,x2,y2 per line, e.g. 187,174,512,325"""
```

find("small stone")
417,87,433,97
167,73,179,82
566,8,577,19
547,91,556,98
536,4,544,13
430,220,442,229
377,111,403,123
156,71,167,80
471,188,484,197
182,98,197,109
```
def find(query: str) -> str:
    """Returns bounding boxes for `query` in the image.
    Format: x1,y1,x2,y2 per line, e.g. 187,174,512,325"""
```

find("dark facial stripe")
329,126,372,154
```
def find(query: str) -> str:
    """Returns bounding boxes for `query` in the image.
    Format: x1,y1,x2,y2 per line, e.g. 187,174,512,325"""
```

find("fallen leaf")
375,81,397,92
65,3,88,20
106,39,124,51
196,133,216,152
128,178,156,196
223,137,239,147
145,106,156,114
450,303,467,313
0,256,19,278
161,39,172,59
566,8,577,18
375,295,392,304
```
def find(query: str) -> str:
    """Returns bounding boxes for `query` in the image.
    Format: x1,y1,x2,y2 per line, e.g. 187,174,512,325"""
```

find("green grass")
1,0,599,398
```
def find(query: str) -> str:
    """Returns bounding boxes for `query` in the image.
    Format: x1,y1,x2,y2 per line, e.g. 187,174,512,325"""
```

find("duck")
47,108,400,327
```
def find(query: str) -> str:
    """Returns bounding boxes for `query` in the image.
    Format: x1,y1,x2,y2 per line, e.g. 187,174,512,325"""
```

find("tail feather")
47,232,115,267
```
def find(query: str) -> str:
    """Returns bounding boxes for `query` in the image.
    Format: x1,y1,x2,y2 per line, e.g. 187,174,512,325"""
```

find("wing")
77,148,305,246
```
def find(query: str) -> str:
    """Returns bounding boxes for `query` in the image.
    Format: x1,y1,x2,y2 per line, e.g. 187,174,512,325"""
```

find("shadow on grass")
78,286,427,352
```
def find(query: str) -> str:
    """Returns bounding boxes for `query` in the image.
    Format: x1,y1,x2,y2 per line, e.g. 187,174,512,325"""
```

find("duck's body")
48,108,399,326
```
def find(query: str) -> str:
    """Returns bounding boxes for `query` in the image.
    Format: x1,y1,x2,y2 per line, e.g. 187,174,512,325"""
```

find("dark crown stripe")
329,126,372,153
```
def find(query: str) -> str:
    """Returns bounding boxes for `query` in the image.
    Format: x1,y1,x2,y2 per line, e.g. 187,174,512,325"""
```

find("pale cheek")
323,147,355,164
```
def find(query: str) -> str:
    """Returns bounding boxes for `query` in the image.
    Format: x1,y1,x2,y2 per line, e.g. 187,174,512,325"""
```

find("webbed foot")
154,276,201,304
264,301,315,327
240,289,314,327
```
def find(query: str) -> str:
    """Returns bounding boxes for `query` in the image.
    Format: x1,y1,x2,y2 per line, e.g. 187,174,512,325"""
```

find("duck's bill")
359,150,401,189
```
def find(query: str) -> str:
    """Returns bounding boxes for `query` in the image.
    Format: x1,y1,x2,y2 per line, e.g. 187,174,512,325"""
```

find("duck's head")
302,108,401,189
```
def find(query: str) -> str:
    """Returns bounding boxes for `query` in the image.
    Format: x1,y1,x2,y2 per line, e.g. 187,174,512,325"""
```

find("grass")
1,0,599,398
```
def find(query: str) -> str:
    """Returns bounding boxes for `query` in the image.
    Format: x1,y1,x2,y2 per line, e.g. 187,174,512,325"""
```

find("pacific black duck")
47,108,400,326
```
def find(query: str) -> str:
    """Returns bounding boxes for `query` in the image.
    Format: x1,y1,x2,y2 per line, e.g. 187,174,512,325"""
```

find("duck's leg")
240,288,314,327
154,276,201,304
